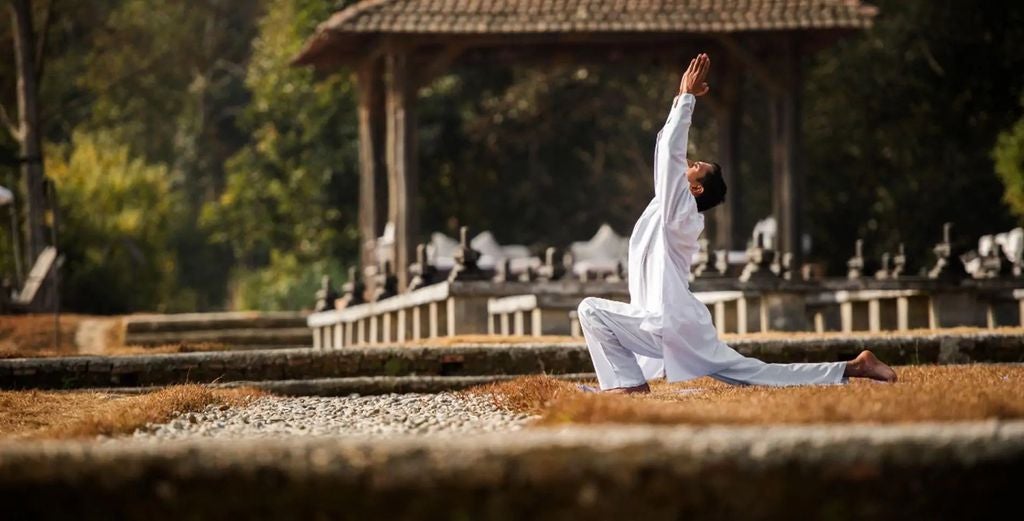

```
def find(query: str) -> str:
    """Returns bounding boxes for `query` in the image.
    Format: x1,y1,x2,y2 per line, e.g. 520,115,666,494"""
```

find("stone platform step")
123,311,308,333
124,328,312,347
0,345,592,390
122,311,311,348
96,373,597,396
1,421,1020,519
3,330,1022,391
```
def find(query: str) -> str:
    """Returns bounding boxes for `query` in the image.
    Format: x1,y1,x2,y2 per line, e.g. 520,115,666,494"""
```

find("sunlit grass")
470,364,1024,426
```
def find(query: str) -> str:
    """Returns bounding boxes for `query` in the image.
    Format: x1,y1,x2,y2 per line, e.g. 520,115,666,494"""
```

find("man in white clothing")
578,53,896,393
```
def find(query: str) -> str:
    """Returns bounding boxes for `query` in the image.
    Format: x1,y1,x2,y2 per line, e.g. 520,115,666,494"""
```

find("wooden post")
770,36,802,268
713,58,741,250
385,49,418,292
8,1,47,265
356,60,387,286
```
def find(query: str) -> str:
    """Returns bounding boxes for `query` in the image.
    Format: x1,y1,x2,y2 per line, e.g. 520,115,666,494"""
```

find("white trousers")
578,297,847,389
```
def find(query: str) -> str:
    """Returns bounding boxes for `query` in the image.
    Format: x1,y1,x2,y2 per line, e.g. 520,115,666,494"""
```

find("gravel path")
131,393,533,440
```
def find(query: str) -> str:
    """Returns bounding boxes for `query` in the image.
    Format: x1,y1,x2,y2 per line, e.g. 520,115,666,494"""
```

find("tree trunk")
9,0,47,267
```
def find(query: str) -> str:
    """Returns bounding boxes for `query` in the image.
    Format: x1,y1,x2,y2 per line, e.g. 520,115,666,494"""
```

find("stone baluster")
739,232,778,282
605,260,625,283
492,258,512,283
847,239,864,280
892,243,906,279
537,247,566,281
928,222,967,280
778,252,795,281
517,264,537,283
313,275,339,312
339,266,366,308
875,252,892,280
714,249,729,276
408,243,438,291
976,236,1013,279
372,260,398,301
448,226,486,282
691,238,717,279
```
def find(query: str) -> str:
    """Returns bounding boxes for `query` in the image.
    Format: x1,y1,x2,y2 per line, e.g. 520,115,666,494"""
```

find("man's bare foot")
844,350,897,383
602,383,651,394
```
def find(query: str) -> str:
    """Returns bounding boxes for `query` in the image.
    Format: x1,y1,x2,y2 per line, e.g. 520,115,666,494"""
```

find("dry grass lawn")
0,385,264,440
0,314,83,358
0,314,239,359
470,364,1024,426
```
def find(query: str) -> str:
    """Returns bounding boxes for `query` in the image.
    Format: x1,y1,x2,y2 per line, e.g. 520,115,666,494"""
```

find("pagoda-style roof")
294,0,877,68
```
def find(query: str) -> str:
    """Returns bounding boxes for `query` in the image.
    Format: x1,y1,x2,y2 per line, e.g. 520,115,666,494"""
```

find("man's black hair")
695,162,726,213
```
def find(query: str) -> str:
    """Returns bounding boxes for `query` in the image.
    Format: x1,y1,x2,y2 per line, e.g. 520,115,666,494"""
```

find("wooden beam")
356,58,387,295
769,36,802,268
385,48,419,292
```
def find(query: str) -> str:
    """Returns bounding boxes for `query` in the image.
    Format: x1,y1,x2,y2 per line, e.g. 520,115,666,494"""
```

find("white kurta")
578,94,846,389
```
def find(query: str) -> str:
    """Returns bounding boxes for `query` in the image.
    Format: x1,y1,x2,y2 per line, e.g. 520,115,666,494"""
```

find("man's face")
686,160,713,195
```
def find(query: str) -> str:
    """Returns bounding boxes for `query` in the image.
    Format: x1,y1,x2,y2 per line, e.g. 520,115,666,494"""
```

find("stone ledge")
91,373,597,396
1,331,1022,390
0,421,1020,520
0,345,594,390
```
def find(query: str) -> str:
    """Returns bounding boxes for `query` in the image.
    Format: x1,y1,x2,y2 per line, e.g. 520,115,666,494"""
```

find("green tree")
994,94,1024,221
202,0,358,309
804,0,1024,271
79,0,263,309
47,130,182,313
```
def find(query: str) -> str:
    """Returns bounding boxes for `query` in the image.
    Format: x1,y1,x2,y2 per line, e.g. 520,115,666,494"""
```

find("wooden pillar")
357,60,387,286
770,36,802,268
713,58,742,251
385,49,418,292
10,0,47,265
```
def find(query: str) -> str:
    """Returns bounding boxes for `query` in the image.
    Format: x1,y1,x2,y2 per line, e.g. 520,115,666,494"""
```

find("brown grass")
470,365,1024,426
0,314,83,357
0,385,265,440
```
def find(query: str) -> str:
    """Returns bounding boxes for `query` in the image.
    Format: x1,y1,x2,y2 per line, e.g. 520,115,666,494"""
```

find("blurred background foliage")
0,0,1022,312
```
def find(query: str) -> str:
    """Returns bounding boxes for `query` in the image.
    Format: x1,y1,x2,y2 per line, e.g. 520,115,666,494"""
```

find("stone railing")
310,277,1024,348
310,220,1024,347
307,279,626,349
516,279,1024,340
124,311,310,348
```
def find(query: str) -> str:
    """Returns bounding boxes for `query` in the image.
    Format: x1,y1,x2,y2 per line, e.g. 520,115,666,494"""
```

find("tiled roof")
295,0,877,66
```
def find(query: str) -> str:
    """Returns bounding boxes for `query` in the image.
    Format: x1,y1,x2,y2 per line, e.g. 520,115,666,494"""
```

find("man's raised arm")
655,53,710,222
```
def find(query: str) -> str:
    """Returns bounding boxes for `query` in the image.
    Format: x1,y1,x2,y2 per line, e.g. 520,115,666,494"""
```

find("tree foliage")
804,0,1024,271
46,130,181,312
1,0,1022,313
994,94,1024,221
201,0,358,309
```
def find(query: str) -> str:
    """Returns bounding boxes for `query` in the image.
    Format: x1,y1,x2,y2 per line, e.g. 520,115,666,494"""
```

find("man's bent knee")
577,297,600,326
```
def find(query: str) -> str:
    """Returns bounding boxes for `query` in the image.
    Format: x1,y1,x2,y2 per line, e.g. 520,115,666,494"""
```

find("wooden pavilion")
293,0,878,291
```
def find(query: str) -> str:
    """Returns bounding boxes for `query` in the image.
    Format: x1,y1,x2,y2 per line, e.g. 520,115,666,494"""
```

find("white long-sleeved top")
627,93,746,382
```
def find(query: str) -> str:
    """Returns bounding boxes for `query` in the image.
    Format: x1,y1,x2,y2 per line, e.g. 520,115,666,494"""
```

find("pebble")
131,393,533,441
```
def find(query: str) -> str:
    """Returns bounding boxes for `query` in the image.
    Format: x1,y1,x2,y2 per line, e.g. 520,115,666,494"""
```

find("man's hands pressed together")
678,53,710,97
